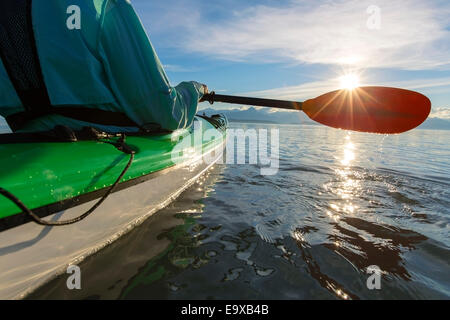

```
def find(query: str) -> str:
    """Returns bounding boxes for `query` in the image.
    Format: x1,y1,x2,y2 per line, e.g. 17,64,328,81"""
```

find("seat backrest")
0,0,52,112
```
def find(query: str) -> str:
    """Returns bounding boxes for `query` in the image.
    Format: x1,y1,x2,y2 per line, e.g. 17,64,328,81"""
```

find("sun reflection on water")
325,134,362,220
341,137,356,166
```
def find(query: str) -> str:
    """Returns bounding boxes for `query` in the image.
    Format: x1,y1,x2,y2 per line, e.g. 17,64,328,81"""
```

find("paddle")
201,87,431,134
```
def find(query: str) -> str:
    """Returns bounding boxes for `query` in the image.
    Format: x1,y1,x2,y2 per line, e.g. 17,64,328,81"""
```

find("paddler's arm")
98,0,206,131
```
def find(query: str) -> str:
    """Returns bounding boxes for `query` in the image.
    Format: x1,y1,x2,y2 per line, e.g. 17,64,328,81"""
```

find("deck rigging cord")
0,133,135,226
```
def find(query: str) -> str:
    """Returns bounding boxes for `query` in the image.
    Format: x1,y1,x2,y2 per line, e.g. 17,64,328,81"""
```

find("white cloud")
242,76,450,100
430,107,450,119
381,77,450,91
177,0,450,70
242,80,339,100
163,64,199,72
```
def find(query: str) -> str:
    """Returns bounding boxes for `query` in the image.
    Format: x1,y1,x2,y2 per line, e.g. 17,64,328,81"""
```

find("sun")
339,74,360,90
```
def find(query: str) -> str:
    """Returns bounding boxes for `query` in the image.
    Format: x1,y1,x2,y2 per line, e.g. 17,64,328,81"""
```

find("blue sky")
132,0,450,118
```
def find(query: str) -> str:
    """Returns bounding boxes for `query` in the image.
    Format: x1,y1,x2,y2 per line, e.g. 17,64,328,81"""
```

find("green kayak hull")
0,115,226,222
0,114,227,299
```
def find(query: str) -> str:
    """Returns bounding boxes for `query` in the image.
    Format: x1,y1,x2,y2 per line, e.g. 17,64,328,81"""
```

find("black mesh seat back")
0,1,139,132
0,0,51,111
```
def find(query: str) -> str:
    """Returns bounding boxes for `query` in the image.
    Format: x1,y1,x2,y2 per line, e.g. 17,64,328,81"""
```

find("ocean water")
30,122,450,300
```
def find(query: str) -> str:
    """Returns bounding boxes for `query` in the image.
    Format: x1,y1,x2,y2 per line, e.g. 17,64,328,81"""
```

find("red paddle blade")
302,87,431,134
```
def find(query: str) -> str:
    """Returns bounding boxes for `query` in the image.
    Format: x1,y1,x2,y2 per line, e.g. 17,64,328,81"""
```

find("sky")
132,0,450,119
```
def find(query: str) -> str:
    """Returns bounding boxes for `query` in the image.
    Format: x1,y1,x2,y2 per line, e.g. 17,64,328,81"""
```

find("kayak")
0,114,227,299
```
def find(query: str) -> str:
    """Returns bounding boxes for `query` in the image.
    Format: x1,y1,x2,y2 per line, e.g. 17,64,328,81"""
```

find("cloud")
430,107,450,119
242,80,339,100
163,0,450,70
163,64,200,72
241,76,450,100
381,77,450,91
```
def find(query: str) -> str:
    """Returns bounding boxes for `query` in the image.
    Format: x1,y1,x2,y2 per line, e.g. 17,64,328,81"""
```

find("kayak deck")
0,114,227,299
0,116,225,222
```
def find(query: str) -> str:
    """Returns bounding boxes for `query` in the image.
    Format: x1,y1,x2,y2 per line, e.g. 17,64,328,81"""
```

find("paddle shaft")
201,93,303,111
